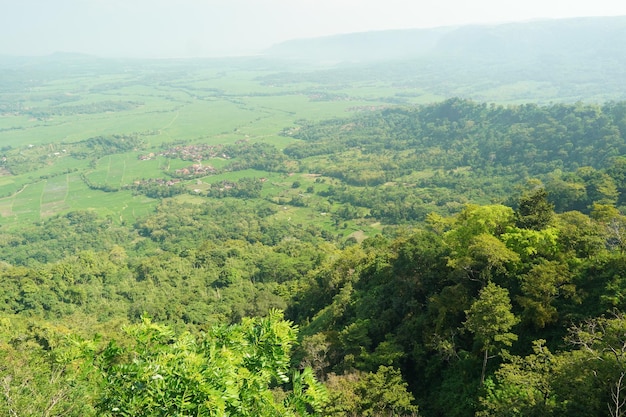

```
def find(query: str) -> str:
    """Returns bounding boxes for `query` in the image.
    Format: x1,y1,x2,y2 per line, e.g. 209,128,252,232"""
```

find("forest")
3,18,626,416
2,97,626,415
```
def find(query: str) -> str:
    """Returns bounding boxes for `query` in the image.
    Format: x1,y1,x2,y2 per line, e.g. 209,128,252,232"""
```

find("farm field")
3,49,625,235
4,18,626,417
0,57,402,230
4,16,626,417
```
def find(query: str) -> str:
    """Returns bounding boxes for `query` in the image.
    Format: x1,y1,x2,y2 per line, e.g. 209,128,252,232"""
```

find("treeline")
224,142,290,173
278,99,626,224
285,99,626,192
25,100,142,119
73,134,144,159
0,134,144,175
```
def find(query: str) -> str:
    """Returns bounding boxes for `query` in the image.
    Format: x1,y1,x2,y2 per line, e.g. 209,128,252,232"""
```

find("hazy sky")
2,0,626,58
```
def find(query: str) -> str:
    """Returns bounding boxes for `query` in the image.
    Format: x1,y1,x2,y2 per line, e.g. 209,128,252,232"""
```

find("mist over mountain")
266,16,626,63
266,27,454,63
262,16,626,103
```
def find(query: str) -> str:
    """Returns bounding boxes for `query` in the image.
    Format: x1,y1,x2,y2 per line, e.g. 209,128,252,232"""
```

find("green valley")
3,16,626,416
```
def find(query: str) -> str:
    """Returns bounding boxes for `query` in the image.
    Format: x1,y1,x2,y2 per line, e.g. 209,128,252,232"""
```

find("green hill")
3,16,626,416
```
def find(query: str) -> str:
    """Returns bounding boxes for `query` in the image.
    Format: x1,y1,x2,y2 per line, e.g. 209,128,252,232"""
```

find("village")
138,143,231,163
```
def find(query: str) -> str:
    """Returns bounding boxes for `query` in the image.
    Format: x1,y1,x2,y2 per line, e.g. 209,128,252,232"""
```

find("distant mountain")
265,26,455,63
265,16,626,64
262,16,626,103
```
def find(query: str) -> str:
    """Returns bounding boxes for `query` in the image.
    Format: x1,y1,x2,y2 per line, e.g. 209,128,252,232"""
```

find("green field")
0,59,399,226
4,53,603,228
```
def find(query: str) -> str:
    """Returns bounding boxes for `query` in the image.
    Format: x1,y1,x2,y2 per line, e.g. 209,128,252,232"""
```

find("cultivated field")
0,57,399,230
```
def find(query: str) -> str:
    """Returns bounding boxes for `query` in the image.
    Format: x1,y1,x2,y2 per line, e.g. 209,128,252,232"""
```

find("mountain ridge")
265,15,626,63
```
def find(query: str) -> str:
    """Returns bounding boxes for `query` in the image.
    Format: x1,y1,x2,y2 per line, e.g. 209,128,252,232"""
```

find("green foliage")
207,177,264,199
516,261,577,328
324,366,418,417
477,340,563,417
464,282,519,383
96,311,327,417
5,55,626,417
515,186,554,230
444,204,515,248
464,283,519,349
444,204,518,281
0,318,99,417
287,100,626,208
73,135,145,159
480,315,626,417
500,226,560,261
556,210,606,258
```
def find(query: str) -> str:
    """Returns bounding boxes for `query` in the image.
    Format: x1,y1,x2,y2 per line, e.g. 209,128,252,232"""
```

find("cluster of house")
174,164,217,177
132,178,182,187
138,144,230,162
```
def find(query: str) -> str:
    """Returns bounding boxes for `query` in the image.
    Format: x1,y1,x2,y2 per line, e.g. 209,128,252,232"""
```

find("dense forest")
3,95,626,416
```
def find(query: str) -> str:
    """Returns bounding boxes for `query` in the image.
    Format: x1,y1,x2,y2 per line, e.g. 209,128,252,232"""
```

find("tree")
464,282,519,383
323,366,419,417
516,260,576,328
444,205,518,281
95,310,327,417
607,156,626,205
477,340,565,417
568,314,626,417
465,234,520,282
577,166,619,208
591,203,626,253
515,186,554,230
556,211,605,258
0,320,98,417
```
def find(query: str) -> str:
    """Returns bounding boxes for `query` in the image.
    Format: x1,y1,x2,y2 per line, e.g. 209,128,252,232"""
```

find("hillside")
264,16,626,102
3,16,626,416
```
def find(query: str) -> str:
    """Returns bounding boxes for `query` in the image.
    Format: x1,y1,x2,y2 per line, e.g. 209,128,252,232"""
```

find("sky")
2,0,626,58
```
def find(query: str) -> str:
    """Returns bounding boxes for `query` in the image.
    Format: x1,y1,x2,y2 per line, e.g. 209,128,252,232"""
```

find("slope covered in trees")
3,44,626,414
4,187,626,415
283,99,626,220
288,194,626,416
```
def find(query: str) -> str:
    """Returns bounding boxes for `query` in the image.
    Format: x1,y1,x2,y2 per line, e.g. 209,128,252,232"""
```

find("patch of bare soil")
347,230,367,243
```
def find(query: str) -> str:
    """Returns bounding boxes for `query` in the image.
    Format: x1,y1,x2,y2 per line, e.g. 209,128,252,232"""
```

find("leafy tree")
500,226,560,262
95,310,327,416
515,186,554,230
463,233,520,283
464,282,519,383
556,211,606,258
577,166,619,208
568,314,626,417
607,156,626,205
323,366,418,417
516,260,576,328
444,204,517,281
479,315,626,417
544,173,588,213
477,340,564,417
0,319,99,417
591,203,626,253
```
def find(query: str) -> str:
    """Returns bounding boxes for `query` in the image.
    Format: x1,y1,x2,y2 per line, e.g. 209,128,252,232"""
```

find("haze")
2,0,626,58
